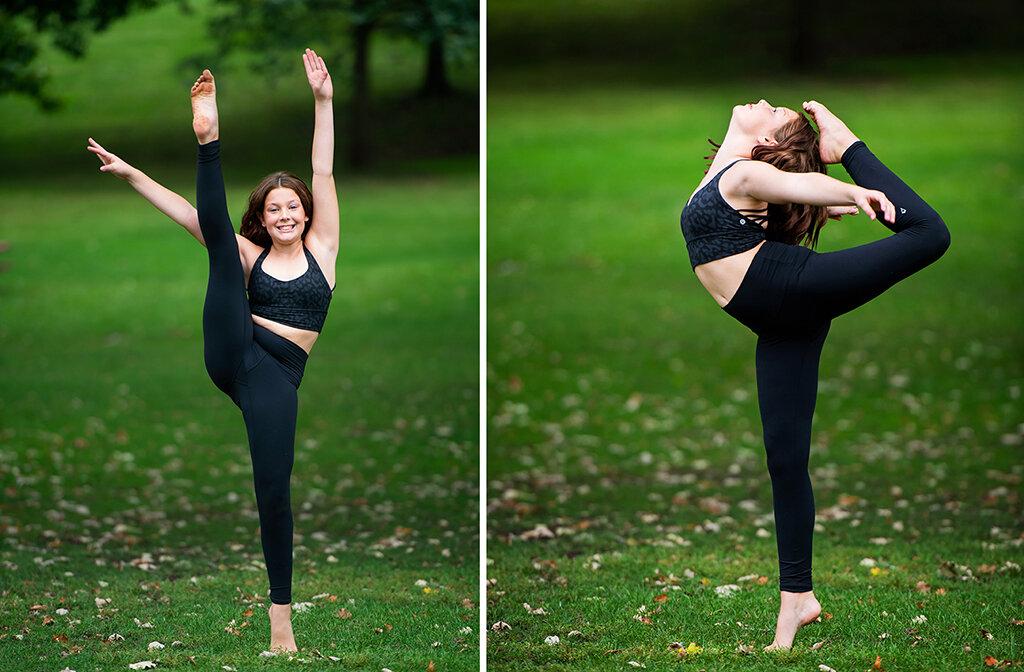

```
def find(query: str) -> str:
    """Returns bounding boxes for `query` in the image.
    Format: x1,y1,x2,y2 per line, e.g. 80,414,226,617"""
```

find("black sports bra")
248,246,333,333
680,160,768,269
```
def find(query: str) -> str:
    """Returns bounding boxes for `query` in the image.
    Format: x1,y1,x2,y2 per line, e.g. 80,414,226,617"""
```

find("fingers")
858,190,896,223
304,48,328,73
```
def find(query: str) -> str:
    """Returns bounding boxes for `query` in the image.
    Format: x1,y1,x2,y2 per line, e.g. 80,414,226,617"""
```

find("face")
261,187,308,244
732,99,800,143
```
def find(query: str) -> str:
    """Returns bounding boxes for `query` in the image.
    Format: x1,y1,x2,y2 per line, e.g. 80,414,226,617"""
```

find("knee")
764,439,809,485
911,211,950,263
928,215,951,261
253,475,290,513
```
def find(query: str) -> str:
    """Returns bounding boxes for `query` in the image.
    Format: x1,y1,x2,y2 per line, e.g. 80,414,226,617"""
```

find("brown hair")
704,113,828,248
750,115,828,248
239,172,314,248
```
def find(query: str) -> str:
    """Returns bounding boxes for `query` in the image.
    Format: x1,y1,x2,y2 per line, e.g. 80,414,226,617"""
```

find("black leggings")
723,142,950,592
197,140,307,605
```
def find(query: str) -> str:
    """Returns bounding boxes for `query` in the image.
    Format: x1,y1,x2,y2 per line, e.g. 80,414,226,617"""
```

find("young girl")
88,49,338,652
680,100,949,649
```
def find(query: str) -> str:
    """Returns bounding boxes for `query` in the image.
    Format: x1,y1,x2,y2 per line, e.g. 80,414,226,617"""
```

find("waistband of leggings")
253,323,308,387
752,240,813,265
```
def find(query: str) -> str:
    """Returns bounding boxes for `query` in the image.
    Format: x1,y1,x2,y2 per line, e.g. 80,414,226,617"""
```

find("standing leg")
756,323,828,649
239,355,298,651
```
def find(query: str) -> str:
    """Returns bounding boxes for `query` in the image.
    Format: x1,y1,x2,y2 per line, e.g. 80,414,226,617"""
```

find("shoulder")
236,235,267,275
718,160,779,197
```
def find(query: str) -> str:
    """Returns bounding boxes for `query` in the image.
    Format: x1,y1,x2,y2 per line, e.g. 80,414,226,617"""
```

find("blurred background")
486,2,1022,670
0,1,480,669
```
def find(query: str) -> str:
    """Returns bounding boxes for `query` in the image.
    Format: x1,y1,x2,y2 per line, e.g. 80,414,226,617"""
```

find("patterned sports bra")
680,160,768,269
247,246,333,333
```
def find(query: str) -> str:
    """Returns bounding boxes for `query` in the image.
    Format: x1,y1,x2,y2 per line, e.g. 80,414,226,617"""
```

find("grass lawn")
485,62,1024,671
0,2,479,671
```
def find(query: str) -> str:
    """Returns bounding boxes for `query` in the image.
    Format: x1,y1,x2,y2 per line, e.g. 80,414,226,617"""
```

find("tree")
388,0,479,98
205,0,478,167
0,0,160,108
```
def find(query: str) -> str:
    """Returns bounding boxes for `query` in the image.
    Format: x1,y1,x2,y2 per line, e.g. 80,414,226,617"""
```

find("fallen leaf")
981,628,993,640
128,663,157,671
652,594,668,603
872,655,885,670
241,609,253,617
335,608,353,619
819,665,837,672
544,635,559,646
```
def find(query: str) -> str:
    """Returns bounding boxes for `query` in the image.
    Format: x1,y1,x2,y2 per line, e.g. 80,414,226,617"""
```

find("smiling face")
261,187,308,244
732,99,801,144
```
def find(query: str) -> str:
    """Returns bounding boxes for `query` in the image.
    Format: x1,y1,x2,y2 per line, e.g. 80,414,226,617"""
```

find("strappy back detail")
680,160,768,269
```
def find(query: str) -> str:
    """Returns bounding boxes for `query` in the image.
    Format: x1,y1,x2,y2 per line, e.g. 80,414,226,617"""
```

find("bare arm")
302,49,340,259
731,160,896,224
87,138,206,246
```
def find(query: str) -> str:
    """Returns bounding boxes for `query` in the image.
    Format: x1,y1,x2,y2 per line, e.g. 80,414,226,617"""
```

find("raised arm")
302,49,339,260
729,160,896,225
87,138,206,246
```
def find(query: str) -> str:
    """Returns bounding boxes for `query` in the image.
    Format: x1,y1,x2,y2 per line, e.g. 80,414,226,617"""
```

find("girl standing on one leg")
679,100,949,650
88,49,338,652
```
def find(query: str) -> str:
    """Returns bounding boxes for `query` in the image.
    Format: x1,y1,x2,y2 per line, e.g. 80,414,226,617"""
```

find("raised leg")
782,143,950,326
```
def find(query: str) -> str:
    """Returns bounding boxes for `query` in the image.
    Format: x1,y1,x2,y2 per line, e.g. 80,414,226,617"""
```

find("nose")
759,99,769,107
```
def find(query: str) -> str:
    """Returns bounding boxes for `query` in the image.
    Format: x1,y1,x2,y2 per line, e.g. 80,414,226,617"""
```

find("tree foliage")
205,0,478,166
0,0,160,108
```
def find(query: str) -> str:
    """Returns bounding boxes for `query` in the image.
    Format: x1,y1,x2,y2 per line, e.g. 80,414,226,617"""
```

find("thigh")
787,228,941,325
238,354,298,475
755,323,830,458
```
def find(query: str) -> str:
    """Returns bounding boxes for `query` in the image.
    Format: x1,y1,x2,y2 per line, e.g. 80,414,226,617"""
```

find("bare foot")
763,590,821,651
268,602,298,652
803,100,858,165
190,69,219,144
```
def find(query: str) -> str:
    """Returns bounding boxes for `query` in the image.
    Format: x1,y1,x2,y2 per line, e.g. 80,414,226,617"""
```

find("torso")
238,237,336,354
685,157,769,307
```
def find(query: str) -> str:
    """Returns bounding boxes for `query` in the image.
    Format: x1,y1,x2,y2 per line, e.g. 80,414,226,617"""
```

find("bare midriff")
693,241,765,308
251,314,319,354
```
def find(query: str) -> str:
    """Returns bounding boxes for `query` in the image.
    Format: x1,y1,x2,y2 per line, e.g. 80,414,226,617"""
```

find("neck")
271,238,305,257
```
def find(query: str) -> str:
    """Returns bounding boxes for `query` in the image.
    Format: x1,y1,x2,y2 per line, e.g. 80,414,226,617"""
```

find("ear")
758,135,779,147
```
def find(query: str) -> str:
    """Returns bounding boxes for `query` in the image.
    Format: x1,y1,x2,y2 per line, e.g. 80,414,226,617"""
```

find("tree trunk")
348,19,372,169
789,0,819,71
420,35,452,97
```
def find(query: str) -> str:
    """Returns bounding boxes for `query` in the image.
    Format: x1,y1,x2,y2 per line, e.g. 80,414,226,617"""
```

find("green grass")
485,64,1024,671
0,2,479,671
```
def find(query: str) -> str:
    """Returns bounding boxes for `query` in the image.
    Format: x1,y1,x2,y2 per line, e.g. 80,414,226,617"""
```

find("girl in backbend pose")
88,49,338,652
679,100,949,649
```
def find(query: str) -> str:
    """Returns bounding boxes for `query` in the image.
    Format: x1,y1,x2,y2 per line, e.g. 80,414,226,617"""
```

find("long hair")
751,115,828,248
704,113,828,248
239,172,314,248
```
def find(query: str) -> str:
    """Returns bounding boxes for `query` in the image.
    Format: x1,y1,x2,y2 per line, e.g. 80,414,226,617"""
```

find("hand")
87,138,134,180
853,187,896,224
826,205,859,220
303,48,333,101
